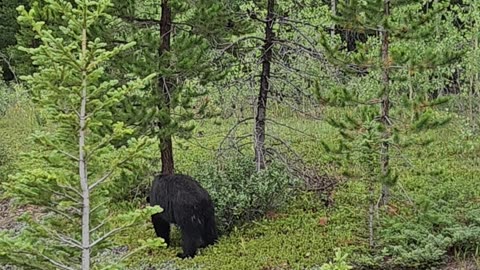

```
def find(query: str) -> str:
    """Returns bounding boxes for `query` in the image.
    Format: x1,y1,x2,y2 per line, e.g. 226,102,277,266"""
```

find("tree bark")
254,0,275,171
80,26,90,270
380,0,391,206
158,0,174,175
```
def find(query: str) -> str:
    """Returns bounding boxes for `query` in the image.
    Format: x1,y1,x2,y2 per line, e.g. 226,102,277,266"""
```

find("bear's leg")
200,214,218,248
177,223,201,259
151,213,171,246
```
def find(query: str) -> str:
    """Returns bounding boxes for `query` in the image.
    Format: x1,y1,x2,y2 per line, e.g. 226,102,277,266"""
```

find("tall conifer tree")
320,0,457,246
0,1,161,268
110,0,250,174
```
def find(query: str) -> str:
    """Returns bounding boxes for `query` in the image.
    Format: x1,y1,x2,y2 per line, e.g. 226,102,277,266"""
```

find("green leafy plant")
192,155,299,233
317,248,353,270
0,1,163,269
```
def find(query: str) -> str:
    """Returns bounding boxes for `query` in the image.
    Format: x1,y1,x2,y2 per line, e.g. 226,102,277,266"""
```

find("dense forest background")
0,0,479,269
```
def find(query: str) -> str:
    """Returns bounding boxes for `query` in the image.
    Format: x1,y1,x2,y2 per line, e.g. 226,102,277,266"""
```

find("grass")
1,98,479,269
117,188,369,270
109,112,480,269
0,86,37,182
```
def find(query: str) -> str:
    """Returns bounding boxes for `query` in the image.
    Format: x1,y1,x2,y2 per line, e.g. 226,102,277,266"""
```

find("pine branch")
89,227,125,248
53,233,82,249
215,36,265,59
89,171,113,190
277,16,322,30
46,207,78,222
90,217,111,234
57,184,82,198
120,15,194,29
49,188,81,203
265,133,304,163
119,15,160,27
40,254,75,270
89,145,148,191
266,118,317,139
39,221,82,249
216,117,254,156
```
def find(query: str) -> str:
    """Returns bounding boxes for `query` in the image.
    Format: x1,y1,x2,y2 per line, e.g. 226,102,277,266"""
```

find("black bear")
148,174,218,259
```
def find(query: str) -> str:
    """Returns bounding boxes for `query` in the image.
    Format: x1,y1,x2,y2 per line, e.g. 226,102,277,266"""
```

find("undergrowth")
0,84,36,183
2,103,479,269
113,114,480,270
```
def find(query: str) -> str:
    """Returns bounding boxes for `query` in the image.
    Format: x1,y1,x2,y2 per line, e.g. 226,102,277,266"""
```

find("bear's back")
150,174,211,206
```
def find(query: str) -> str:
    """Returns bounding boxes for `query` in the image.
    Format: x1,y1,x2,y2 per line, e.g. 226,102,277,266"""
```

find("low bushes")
191,155,300,233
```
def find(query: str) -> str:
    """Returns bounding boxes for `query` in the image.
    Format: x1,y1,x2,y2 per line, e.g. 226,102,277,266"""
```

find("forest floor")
1,111,479,269
442,258,479,270
0,199,41,233
113,115,480,270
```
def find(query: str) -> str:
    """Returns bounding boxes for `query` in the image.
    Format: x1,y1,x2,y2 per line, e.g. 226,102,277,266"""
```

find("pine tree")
217,0,332,170
454,0,480,129
9,0,76,78
320,0,456,247
108,0,249,174
0,1,162,268
254,0,275,171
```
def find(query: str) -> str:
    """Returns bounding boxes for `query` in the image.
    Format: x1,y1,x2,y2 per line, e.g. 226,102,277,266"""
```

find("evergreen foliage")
104,0,253,173
319,0,457,246
0,0,479,269
0,1,162,268
0,0,30,80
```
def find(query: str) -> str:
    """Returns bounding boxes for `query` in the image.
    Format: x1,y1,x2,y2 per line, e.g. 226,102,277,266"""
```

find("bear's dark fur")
148,174,218,259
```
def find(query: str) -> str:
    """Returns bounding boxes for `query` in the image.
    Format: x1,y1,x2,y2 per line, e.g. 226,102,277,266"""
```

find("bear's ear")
146,196,150,203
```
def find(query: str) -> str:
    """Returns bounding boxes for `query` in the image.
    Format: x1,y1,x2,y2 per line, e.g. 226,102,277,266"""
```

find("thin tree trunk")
408,72,413,101
331,0,336,37
80,26,90,270
475,32,479,108
368,176,375,248
254,0,275,171
380,0,391,206
469,70,474,126
470,27,478,127
409,71,415,122
473,39,478,95
158,0,174,175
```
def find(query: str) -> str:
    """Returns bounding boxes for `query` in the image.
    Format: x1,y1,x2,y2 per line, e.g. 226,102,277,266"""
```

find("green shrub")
379,199,480,268
314,248,353,270
190,156,299,233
